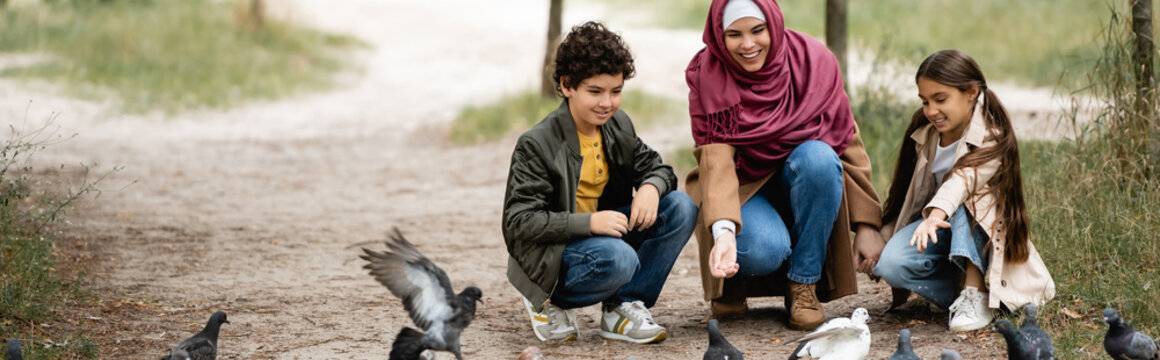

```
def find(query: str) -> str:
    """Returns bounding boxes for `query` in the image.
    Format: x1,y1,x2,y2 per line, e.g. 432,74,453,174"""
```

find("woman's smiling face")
723,17,770,73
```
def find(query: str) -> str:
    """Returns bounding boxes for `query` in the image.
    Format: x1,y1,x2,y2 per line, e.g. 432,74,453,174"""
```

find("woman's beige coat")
686,124,883,302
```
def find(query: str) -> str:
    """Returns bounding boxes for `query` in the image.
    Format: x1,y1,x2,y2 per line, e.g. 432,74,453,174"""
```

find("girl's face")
561,73,623,135
723,17,770,73
917,76,979,142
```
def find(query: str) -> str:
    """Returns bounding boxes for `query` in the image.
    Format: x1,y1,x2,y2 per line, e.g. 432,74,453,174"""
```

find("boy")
502,21,697,344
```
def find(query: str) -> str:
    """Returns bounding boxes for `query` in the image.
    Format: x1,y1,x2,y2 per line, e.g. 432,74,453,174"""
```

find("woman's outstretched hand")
910,208,950,253
709,231,740,278
853,224,884,276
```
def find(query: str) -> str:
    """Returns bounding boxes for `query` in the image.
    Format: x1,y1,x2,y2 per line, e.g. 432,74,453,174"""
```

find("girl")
873,50,1055,332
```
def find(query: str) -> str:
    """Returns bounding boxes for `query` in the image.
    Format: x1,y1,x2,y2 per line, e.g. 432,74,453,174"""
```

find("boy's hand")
910,208,950,253
709,231,739,278
629,184,659,231
590,210,629,237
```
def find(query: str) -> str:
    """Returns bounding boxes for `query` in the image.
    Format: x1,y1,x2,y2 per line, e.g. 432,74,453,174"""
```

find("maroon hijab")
687,0,854,184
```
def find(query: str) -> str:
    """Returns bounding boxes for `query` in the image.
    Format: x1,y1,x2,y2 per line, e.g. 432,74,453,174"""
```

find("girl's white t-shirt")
932,137,961,185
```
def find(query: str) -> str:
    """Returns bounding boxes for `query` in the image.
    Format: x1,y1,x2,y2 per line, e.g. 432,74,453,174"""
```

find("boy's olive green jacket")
502,101,677,312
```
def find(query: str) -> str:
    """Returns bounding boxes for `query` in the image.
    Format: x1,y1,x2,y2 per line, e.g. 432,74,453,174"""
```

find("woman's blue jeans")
732,140,844,284
550,191,697,310
873,205,990,309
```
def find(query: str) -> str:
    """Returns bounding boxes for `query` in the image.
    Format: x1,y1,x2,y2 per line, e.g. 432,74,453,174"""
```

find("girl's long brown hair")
881,50,1031,263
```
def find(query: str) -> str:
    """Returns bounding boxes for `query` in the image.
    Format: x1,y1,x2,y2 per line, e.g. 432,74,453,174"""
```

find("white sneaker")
948,286,994,332
599,301,668,344
522,297,579,341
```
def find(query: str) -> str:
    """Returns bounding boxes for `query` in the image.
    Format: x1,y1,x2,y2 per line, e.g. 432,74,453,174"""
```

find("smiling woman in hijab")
684,0,885,331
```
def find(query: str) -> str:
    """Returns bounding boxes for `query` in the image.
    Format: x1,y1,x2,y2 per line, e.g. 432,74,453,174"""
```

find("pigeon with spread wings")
362,228,483,360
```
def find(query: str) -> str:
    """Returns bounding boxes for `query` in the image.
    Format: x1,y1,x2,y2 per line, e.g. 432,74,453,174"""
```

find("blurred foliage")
1,116,111,359
449,90,686,145
1021,8,1159,358
0,0,362,113
603,0,1157,89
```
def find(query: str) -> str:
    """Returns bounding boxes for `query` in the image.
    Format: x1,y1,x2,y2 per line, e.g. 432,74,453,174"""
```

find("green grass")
0,0,361,113
604,0,1152,88
449,90,687,145
1,119,108,359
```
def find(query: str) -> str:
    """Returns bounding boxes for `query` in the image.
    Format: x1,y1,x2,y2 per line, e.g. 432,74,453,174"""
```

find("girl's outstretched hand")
709,232,740,278
910,208,950,253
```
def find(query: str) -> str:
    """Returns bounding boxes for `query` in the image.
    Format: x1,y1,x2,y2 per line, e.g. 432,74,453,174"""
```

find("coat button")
1001,280,1007,287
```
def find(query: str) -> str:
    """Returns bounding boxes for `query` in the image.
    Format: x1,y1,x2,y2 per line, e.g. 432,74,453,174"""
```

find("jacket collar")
553,100,582,156
911,95,988,148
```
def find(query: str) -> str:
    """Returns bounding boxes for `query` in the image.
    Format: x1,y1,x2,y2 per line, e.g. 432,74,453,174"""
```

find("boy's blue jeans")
732,140,844,284
550,191,697,310
873,205,990,309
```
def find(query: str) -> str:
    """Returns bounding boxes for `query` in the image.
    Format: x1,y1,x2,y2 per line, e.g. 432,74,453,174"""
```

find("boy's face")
561,73,624,135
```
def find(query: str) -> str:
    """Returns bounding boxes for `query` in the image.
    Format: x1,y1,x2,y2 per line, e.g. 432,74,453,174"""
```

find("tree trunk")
825,0,848,79
540,0,564,98
1131,0,1155,179
251,0,265,29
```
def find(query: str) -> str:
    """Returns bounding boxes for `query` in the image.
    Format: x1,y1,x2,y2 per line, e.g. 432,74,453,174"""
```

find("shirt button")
597,169,603,174
594,142,599,146
596,155,600,159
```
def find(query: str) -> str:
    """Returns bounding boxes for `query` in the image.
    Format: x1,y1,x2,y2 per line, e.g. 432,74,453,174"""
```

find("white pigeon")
787,307,871,360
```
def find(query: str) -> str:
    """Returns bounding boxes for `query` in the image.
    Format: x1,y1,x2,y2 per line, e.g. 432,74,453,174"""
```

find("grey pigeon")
389,327,437,360
362,228,483,360
1017,304,1055,360
888,329,920,360
704,319,743,360
993,318,1055,360
939,349,963,360
1103,308,1159,360
162,311,230,360
7,339,21,360
168,349,191,360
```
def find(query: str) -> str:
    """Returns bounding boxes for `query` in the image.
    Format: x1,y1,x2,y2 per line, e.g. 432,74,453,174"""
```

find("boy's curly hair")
552,21,635,96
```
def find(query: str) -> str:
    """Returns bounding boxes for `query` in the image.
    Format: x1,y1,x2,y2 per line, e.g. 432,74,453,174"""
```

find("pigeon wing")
1124,332,1159,359
361,228,457,332
790,325,866,358
173,337,215,360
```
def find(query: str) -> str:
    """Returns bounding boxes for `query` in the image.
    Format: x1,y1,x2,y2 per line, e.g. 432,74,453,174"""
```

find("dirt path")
0,0,1074,358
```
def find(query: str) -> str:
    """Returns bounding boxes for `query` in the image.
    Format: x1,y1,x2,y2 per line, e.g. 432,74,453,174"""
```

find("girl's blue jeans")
550,191,697,310
873,205,990,309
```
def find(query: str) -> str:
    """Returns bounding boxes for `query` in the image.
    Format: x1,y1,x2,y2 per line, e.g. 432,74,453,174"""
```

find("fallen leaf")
1060,307,1083,319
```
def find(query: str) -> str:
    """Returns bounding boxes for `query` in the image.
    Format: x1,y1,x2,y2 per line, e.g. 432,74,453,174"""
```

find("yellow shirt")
575,130,608,213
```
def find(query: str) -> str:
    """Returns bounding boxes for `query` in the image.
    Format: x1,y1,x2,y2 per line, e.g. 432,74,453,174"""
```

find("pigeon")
7,339,21,360
787,307,871,360
389,327,436,360
517,346,545,360
168,349,191,360
993,318,1055,360
162,311,230,360
1103,308,1159,360
939,349,963,360
888,329,920,360
1017,304,1055,360
704,318,743,360
361,228,483,360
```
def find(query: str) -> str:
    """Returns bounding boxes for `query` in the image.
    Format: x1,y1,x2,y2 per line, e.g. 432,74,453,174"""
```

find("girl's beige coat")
881,100,1055,310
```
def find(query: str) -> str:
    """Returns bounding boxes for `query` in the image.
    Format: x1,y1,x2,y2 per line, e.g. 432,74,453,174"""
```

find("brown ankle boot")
787,280,825,330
